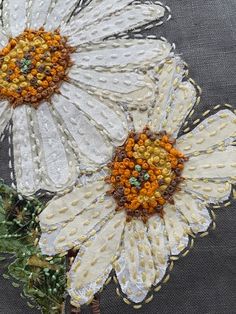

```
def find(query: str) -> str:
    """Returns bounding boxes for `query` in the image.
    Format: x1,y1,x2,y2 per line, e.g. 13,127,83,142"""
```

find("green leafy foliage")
0,181,66,313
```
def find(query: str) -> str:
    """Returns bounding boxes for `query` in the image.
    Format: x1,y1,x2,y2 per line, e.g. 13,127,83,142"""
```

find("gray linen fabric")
0,0,236,313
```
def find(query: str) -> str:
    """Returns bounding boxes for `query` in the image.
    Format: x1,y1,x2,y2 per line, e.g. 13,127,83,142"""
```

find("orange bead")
124,188,130,195
162,135,169,142
132,171,139,178
127,151,133,158
164,143,172,152
158,197,165,205
124,169,131,177
137,159,143,165
110,176,116,183
129,162,135,169
140,133,147,141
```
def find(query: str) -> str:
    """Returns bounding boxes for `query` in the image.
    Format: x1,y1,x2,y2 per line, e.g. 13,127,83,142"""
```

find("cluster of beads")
107,128,188,222
0,28,74,108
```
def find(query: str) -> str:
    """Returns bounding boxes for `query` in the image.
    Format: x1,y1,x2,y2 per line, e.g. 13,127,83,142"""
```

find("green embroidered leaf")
0,182,66,314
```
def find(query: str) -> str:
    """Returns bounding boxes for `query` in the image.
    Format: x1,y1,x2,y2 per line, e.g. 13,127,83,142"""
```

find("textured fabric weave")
0,0,235,313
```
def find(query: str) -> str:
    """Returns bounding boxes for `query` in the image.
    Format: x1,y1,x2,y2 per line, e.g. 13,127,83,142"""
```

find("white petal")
173,192,212,234
147,215,170,285
115,219,155,303
177,110,236,155
60,82,128,145
12,106,38,195
0,28,8,48
51,94,112,167
32,102,78,190
28,0,52,29
44,0,78,31
183,146,236,181
69,67,149,95
68,67,155,131
67,4,165,45
182,179,232,203
73,39,171,69
40,194,115,255
163,204,190,255
164,80,197,137
149,56,186,131
0,101,12,137
3,0,27,37
62,0,133,35
39,180,109,229
68,211,125,306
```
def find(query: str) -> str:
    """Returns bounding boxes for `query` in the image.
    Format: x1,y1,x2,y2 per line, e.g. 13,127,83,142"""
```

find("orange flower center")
107,128,188,222
0,28,74,108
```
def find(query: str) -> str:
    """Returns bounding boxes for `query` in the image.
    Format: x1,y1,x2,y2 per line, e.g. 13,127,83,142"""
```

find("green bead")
135,165,142,172
129,177,137,185
133,181,141,187
144,173,150,180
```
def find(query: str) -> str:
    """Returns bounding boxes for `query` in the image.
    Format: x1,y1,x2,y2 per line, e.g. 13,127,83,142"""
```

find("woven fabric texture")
0,0,236,313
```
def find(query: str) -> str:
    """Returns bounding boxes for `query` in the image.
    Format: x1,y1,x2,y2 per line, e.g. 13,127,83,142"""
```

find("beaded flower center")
0,28,74,108
107,128,188,222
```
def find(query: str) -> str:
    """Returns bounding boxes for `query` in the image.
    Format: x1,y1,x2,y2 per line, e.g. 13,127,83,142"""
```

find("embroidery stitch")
106,128,188,222
38,56,236,308
0,0,235,313
0,28,74,107
0,0,171,195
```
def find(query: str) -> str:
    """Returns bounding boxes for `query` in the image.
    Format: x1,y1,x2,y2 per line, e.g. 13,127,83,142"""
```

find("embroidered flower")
0,0,171,195
39,55,236,306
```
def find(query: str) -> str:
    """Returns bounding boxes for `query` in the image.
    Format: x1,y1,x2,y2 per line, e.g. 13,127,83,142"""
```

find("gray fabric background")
0,0,236,313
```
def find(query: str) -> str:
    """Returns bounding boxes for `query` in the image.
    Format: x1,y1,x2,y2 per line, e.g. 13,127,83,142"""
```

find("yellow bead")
147,146,153,153
34,39,41,46
1,64,8,71
162,168,169,175
160,185,168,191
27,74,33,80
159,159,165,165
145,139,151,146
19,75,25,82
154,147,161,154
9,84,18,90
12,78,19,84
20,82,28,88
144,152,150,159
10,51,17,58
16,48,23,54
165,177,172,184
154,191,161,198
139,146,145,153
37,73,45,80
19,40,25,46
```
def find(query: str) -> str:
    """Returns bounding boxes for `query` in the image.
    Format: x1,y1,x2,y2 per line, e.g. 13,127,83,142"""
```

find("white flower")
0,0,172,195
39,54,236,306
